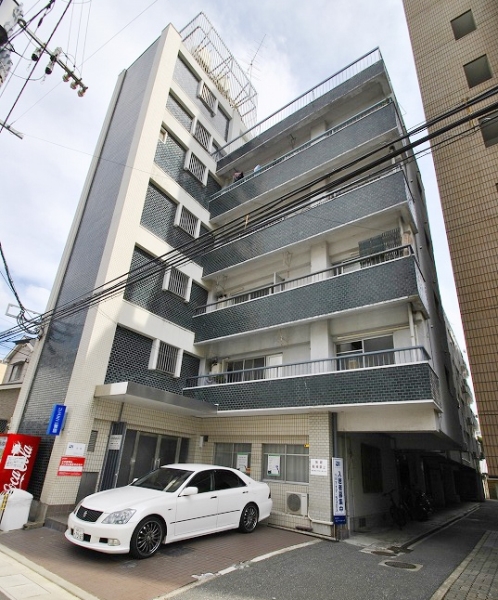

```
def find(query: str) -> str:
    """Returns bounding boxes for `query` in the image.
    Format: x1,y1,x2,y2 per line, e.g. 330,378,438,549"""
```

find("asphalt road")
172,503,498,600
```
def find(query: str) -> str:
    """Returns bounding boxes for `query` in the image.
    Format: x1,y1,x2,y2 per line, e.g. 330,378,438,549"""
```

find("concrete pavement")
0,502,494,600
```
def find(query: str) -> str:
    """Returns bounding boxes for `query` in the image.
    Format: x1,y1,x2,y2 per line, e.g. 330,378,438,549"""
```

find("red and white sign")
57,456,85,476
0,434,41,492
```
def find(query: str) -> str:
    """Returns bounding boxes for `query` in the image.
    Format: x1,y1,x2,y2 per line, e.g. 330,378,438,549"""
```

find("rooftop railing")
185,346,430,388
212,48,383,161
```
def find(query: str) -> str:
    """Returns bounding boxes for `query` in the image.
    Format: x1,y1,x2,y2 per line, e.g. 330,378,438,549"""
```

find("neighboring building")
11,13,482,533
0,338,36,432
402,0,498,497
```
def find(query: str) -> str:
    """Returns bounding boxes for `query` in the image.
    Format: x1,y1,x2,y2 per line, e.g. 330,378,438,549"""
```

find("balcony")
209,100,398,219
183,348,441,412
202,169,416,276
194,247,428,342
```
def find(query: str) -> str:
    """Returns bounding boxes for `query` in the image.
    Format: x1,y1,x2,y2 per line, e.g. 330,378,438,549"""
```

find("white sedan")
65,464,272,559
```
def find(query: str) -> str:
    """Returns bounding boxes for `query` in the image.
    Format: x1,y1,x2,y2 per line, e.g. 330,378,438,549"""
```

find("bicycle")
383,489,408,529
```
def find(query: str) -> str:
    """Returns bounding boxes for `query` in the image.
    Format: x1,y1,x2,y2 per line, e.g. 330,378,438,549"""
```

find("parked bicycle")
383,489,408,529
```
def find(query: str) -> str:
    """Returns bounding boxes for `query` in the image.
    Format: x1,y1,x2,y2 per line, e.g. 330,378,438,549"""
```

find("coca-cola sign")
0,435,40,493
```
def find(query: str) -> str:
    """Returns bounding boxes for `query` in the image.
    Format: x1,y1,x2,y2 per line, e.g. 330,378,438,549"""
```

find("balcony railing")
185,346,430,388
212,48,383,161
195,244,414,316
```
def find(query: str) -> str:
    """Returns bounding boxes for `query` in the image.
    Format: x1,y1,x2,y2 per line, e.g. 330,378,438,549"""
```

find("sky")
0,0,466,364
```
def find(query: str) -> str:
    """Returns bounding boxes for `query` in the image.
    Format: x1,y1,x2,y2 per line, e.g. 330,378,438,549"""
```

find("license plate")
73,527,84,541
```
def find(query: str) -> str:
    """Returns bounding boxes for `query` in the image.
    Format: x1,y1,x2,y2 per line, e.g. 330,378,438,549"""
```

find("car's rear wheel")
239,503,258,533
130,516,165,559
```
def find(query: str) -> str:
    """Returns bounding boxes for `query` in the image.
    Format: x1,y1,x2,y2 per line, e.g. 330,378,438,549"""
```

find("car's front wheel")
130,516,165,559
239,503,258,533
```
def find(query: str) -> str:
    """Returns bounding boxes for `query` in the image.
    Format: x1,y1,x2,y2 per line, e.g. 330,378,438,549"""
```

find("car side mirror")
180,486,198,497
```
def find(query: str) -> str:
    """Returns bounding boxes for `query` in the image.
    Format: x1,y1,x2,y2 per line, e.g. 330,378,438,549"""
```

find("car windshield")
130,467,193,492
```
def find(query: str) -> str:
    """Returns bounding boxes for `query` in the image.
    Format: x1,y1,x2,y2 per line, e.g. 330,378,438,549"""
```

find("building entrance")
116,430,189,487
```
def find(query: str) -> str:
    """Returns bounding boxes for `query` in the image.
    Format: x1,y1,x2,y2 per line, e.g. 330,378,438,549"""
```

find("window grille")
198,81,217,112
165,267,190,298
178,206,198,237
156,342,179,375
194,120,211,150
186,152,206,183
88,430,98,452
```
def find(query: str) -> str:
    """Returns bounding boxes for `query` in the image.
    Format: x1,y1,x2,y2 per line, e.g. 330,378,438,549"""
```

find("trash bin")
0,489,33,531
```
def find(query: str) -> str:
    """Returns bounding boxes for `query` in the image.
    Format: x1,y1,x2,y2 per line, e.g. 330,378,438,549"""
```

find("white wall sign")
4,455,27,470
332,457,346,517
310,458,328,476
65,442,86,457
236,453,249,473
108,435,122,451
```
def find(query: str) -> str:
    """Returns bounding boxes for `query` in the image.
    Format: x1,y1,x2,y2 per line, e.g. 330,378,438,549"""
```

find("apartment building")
402,0,498,497
11,13,481,534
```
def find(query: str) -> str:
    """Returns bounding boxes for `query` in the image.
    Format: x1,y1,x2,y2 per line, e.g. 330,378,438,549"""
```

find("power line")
1,87,498,345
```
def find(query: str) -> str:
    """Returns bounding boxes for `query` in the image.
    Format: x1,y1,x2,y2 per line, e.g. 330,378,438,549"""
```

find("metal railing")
185,346,430,388
210,97,391,201
194,244,414,316
212,48,383,161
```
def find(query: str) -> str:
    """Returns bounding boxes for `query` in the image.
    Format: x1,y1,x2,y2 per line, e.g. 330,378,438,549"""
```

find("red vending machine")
0,434,41,492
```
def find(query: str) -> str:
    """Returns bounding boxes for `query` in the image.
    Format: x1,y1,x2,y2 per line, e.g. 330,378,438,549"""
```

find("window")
175,205,199,238
193,120,211,150
336,335,394,370
263,444,309,483
163,266,191,300
361,444,382,493
149,340,181,376
87,430,98,452
159,127,168,143
189,470,214,493
8,362,24,382
197,81,217,114
214,443,252,474
463,55,492,88
184,151,207,184
480,111,498,148
451,10,476,40
226,357,265,382
214,469,246,490
359,229,402,266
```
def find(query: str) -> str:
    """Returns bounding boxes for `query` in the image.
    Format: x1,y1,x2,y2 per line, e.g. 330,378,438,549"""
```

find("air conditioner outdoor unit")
286,492,308,516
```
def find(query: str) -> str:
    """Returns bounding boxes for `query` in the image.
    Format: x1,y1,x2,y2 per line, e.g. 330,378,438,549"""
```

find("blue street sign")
46,404,67,435
334,515,347,525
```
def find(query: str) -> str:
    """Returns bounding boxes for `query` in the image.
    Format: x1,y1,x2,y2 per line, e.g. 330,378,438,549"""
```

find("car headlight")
102,509,136,524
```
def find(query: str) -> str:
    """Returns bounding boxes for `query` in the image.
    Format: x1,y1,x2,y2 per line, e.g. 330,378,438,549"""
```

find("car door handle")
242,490,248,494
210,495,218,499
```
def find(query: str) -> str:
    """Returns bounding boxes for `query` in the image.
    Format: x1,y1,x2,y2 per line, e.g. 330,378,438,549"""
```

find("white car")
65,464,272,559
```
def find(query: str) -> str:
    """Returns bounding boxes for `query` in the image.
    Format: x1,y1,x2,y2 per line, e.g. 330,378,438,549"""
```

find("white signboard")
332,457,346,517
267,454,281,476
108,435,122,451
65,442,86,457
4,455,27,470
310,458,328,476
236,453,249,473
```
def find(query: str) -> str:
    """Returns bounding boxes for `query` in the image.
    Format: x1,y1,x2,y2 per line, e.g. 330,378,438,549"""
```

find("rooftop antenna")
246,34,266,82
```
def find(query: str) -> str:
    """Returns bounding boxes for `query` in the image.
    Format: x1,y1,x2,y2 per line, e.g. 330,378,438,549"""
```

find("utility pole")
0,0,88,138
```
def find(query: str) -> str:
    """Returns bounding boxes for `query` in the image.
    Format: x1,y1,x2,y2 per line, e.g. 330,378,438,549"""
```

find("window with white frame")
185,151,207,184
163,266,192,300
214,443,252,474
175,204,199,238
336,335,394,370
8,361,24,382
263,444,309,483
193,120,212,151
197,81,218,114
149,339,182,377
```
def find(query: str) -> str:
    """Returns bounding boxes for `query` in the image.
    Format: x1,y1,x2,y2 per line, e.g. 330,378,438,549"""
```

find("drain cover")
371,550,396,556
384,560,419,570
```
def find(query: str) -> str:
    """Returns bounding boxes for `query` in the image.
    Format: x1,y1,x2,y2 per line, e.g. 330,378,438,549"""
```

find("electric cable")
1,90,498,344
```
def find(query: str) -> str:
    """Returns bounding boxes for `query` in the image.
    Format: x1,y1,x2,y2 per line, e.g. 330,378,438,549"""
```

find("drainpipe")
408,304,416,346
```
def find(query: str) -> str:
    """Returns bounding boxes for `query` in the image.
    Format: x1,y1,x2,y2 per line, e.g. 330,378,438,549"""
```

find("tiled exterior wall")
195,256,421,341
18,40,161,500
154,137,220,209
203,170,410,275
185,363,439,410
210,102,398,218
173,57,230,140
124,246,208,326
217,61,387,170
166,93,193,131
403,0,498,479
104,325,200,392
